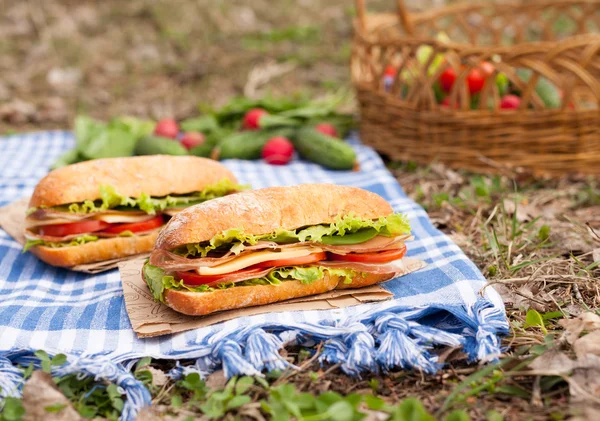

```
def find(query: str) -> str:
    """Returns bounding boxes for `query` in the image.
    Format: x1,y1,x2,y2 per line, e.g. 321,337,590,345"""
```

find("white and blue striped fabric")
0,131,508,419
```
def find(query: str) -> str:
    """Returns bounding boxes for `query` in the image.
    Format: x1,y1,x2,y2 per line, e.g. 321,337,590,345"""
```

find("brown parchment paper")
120,257,427,338
0,197,149,274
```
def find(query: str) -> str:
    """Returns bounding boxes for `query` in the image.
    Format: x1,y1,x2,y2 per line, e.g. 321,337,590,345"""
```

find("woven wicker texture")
352,0,600,176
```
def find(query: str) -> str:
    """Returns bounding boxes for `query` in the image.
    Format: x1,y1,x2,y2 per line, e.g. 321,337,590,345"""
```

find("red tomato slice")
176,267,266,286
254,251,327,268
101,215,165,234
328,246,407,263
38,220,110,237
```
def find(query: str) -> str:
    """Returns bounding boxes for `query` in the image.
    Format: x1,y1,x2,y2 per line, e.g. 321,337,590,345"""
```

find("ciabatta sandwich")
25,156,244,267
143,184,412,316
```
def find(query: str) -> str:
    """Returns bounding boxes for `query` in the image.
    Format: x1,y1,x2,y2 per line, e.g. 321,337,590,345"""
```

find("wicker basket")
352,0,600,176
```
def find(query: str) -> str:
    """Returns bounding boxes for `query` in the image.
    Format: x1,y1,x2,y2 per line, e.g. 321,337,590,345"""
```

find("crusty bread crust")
29,156,238,208
156,184,394,251
163,271,394,316
29,231,159,267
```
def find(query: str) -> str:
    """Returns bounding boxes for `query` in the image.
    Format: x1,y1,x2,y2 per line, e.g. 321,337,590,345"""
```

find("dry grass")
1,0,600,420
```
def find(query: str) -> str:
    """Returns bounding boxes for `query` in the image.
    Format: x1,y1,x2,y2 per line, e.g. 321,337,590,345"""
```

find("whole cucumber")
135,135,188,156
216,128,295,160
293,127,357,170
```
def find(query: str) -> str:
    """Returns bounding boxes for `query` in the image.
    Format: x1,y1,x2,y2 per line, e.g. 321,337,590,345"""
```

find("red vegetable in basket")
467,68,485,95
315,123,338,138
243,108,268,130
479,61,495,78
441,97,460,109
439,67,456,93
154,118,179,139
500,95,521,110
262,136,294,165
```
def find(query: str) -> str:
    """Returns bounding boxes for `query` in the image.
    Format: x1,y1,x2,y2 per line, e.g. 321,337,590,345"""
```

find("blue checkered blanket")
0,131,508,420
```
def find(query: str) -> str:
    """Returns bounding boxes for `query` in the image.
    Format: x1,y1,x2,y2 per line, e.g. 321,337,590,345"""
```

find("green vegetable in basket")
515,69,561,109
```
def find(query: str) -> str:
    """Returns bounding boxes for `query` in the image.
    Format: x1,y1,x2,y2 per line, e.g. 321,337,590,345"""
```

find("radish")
441,97,459,109
243,108,268,130
262,136,294,165
314,123,338,138
154,118,179,139
180,131,205,150
500,95,521,110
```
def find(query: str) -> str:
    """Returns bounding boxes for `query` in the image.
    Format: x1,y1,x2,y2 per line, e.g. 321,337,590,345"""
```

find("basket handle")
355,0,415,35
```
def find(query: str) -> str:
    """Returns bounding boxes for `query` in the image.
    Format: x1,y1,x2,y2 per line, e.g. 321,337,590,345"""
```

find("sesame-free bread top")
29,155,238,208
155,183,394,251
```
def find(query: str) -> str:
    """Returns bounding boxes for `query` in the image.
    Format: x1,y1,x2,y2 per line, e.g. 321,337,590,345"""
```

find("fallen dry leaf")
502,199,533,222
568,405,600,421
560,312,600,344
22,371,82,421
205,369,227,389
136,408,163,421
574,330,600,359
528,349,574,375
569,355,600,404
146,367,168,387
593,248,600,263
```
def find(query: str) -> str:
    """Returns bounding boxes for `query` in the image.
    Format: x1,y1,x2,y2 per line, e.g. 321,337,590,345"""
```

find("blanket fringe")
1,351,150,421
0,299,508,421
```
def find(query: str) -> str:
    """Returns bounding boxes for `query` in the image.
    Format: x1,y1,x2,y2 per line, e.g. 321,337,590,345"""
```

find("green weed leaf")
135,357,152,371
328,401,355,421
390,398,435,421
2,397,25,421
171,395,182,408
44,403,67,413
445,410,471,421
235,376,254,395
525,309,547,333
486,410,504,421
227,395,251,410
51,354,67,366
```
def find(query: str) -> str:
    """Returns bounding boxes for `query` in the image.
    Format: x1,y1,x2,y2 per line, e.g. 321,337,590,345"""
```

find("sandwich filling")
144,213,412,302
24,179,245,251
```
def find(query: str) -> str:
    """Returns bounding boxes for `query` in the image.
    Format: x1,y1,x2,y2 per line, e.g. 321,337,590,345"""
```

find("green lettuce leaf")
179,212,411,257
23,234,99,252
143,263,358,302
29,179,246,215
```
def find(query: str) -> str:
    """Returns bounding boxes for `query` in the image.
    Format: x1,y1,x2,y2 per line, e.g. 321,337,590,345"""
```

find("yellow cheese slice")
196,246,323,275
91,213,156,223
26,212,155,228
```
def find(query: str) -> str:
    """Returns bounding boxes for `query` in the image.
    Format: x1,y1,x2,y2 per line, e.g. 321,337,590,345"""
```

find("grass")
1,0,600,419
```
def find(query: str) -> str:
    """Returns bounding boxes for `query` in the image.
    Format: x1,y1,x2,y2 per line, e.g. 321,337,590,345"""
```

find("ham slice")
151,235,411,273
26,209,156,229
243,234,412,255
24,227,161,243
150,248,242,271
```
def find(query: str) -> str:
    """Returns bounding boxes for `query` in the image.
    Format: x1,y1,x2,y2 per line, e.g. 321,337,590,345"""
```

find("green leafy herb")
31,179,244,216
143,262,358,302
23,235,99,253
52,115,155,169
180,212,410,257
